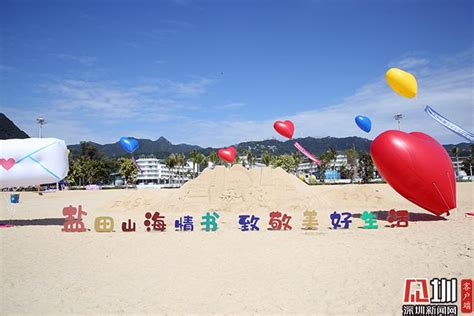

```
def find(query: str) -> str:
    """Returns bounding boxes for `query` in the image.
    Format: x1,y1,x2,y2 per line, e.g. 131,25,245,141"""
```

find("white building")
136,157,193,185
297,154,348,176
451,157,469,179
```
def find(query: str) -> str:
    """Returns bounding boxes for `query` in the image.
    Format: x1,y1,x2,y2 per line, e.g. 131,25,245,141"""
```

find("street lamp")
394,113,403,131
36,117,47,138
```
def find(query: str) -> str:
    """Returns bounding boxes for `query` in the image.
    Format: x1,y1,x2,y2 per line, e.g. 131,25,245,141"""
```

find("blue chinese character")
175,215,194,231
238,215,260,231
330,211,352,229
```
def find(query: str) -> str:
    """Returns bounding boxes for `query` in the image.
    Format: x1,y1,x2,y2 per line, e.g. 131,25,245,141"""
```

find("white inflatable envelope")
0,138,69,188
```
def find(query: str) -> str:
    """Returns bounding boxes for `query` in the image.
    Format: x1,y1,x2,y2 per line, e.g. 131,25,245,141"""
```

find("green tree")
318,151,333,180
339,164,352,179
67,158,85,186
461,146,473,177
176,153,186,185
262,151,273,167
118,157,138,187
189,150,199,178
164,153,177,185
244,148,255,168
358,151,375,183
272,154,296,173
79,141,102,160
328,147,337,172
451,146,460,178
189,150,207,177
291,152,302,173
208,151,220,167
195,152,207,175
345,145,358,182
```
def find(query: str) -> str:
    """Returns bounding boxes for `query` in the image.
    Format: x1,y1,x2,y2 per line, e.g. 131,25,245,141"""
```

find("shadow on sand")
352,210,446,222
0,218,64,226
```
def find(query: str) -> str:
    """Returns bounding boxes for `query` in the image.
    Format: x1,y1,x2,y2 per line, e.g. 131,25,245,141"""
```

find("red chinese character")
122,219,136,232
388,209,409,228
62,205,87,232
144,212,166,232
461,279,473,314
268,211,292,230
403,279,429,303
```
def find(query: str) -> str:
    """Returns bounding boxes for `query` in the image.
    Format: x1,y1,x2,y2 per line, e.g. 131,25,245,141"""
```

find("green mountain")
0,113,29,139
68,136,471,158
2,113,469,157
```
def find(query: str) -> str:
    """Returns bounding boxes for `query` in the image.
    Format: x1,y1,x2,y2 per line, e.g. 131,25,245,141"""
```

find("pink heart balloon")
0,158,15,171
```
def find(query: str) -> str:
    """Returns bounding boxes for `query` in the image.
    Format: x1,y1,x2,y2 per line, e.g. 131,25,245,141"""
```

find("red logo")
461,279,473,314
404,279,430,303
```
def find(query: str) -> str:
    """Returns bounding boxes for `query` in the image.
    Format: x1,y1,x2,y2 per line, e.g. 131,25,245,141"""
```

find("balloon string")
294,141,321,165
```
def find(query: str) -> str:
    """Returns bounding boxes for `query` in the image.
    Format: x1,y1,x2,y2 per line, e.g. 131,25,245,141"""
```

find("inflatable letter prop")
0,138,69,188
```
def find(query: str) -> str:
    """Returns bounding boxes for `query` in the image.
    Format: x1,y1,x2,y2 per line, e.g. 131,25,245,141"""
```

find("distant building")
451,156,468,179
297,160,318,175
136,157,193,185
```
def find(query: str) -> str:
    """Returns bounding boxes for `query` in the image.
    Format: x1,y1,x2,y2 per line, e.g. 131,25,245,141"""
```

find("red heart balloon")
273,120,295,139
370,130,456,216
217,146,237,163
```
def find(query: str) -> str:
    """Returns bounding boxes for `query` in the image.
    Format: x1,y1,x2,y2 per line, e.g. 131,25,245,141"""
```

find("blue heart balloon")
119,137,139,154
355,115,372,133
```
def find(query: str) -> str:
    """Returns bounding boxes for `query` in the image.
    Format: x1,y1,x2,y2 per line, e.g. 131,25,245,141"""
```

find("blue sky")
1,0,473,146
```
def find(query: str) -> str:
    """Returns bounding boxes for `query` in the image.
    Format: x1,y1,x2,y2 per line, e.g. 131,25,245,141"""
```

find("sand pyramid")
176,165,314,212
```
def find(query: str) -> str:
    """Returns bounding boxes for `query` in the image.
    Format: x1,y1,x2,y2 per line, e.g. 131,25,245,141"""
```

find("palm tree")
262,151,272,167
164,154,177,185
292,152,302,173
328,147,337,173
189,150,199,178
176,153,186,185
451,146,460,179
209,151,219,168
194,152,206,175
244,148,255,168
345,145,358,182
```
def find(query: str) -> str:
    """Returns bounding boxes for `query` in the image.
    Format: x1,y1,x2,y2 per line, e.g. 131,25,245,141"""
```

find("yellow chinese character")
302,210,318,230
94,216,114,232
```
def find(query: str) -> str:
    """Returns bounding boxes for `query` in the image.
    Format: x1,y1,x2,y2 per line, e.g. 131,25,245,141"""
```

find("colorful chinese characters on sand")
61,206,410,233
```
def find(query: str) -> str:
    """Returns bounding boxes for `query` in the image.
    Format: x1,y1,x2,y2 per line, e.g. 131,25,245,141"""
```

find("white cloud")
170,53,473,147
3,52,472,147
214,102,246,110
170,77,213,96
395,57,429,69
56,54,97,66
38,77,214,120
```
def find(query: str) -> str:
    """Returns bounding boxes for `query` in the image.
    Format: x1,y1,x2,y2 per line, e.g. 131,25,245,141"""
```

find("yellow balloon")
385,68,418,99
67,149,70,155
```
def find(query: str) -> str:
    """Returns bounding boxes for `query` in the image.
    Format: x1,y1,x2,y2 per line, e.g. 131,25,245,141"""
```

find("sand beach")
1,166,473,314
